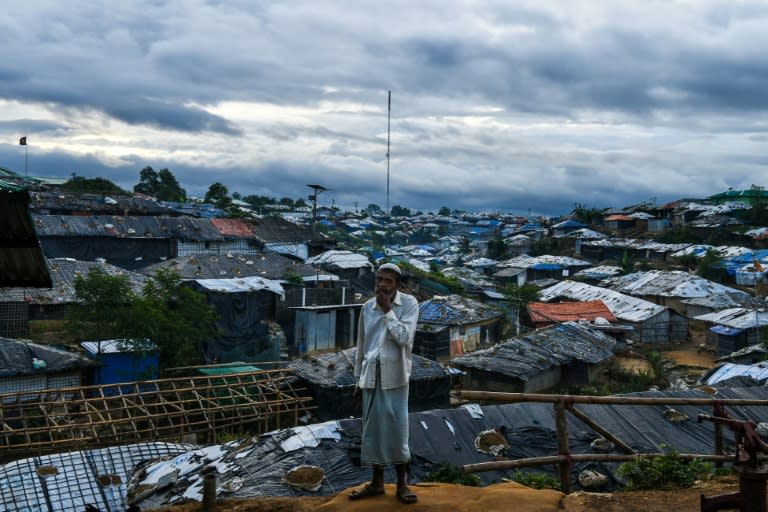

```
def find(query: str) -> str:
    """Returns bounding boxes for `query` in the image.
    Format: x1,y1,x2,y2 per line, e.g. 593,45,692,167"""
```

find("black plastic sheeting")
287,348,452,421
0,338,97,376
125,386,768,508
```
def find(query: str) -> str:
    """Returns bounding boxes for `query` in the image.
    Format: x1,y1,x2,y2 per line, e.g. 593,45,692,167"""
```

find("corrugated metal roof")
34,215,225,241
210,218,257,238
574,265,622,280
288,347,448,387
451,322,615,381
0,258,148,303
418,294,502,325
306,250,372,270
528,300,617,324
603,270,752,301
694,307,768,329
138,252,331,281
0,181,52,287
701,362,768,386
499,254,591,269
539,280,667,322
192,276,284,297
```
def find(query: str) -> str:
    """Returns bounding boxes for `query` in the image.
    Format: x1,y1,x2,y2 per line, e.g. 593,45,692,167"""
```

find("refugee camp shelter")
694,308,768,355
450,322,616,393
496,255,591,284
305,250,373,280
287,347,451,421
80,339,159,385
0,180,51,288
0,337,96,396
186,277,285,363
0,258,148,338
290,303,362,353
539,280,688,343
527,300,617,329
603,270,757,318
415,294,503,361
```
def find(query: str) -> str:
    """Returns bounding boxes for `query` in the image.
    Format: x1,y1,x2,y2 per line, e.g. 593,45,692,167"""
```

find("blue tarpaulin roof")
710,325,744,336
531,263,562,270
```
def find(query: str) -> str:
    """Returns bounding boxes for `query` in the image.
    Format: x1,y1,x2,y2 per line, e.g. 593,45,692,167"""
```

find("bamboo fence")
459,390,768,494
0,368,313,461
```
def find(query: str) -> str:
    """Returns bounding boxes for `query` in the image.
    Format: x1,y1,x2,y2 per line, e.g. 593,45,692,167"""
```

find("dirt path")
144,477,741,512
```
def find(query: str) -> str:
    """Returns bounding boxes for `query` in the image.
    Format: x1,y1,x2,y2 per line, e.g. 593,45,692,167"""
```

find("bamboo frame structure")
0,369,314,461
460,390,768,494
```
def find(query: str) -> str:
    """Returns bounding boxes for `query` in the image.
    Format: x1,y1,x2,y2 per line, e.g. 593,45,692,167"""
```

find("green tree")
66,268,138,345
698,249,726,283
133,166,186,201
458,235,472,255
620,250,634,274
66,268,217,372
438,206,451,216
62,176,125,195
390,204,412,216
156,168,186,201
132,269,218,370
487,235,507,259
529,237,553,256
571,203,603,225
504,283,540,326
204,182,231,208
367,203,383,216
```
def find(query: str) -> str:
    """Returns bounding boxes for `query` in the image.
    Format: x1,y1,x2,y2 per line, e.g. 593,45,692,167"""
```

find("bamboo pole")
565,403,636,454
554,400,571,494
460,390,768,406
463,453,733,474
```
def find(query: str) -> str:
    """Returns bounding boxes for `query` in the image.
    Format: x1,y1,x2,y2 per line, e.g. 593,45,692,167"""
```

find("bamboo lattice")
0,368,313,460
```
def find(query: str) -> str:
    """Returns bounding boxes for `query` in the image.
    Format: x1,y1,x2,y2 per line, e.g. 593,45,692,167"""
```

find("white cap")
377,263,402,275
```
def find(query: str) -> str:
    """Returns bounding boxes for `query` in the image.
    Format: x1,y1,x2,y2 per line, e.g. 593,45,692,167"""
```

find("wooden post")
555,400,571,494
203,472,217,510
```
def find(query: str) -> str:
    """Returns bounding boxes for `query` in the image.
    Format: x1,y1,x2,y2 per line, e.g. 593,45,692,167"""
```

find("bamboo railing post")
555,399,571,494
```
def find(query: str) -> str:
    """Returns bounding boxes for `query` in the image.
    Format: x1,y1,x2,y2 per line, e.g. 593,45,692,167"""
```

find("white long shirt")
354,290,419,390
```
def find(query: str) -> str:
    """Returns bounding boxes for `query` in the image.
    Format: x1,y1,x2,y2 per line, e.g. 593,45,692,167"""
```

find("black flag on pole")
19,137,27,145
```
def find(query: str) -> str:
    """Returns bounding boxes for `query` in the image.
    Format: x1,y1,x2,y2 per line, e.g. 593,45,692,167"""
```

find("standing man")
349,263,419,504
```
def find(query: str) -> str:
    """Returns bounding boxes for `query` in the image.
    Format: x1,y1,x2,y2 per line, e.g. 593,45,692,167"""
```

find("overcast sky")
2,1,768,216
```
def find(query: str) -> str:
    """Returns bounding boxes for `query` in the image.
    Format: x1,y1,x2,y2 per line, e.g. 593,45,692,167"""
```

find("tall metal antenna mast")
386,90,391,215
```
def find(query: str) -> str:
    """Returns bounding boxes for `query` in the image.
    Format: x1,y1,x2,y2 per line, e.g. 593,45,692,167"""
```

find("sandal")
348,484,385,500
397,486,418,504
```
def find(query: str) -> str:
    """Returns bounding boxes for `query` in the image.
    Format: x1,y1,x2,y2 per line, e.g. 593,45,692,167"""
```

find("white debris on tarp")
462,403,484,419
278,421,341,452
443,418,456,436
420,421,429,430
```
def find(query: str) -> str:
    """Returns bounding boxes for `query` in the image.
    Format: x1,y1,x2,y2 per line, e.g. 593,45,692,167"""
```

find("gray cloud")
1,1,767,216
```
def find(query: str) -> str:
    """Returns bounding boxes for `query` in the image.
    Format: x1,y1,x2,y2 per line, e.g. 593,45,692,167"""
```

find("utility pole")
386,90,391,215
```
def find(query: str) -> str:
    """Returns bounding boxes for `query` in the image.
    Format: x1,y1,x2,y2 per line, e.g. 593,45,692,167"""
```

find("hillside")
144,477,741,512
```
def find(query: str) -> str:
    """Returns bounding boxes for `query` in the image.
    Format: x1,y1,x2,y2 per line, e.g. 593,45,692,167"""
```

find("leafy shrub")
512,470,560,490
616,446,715,490
423,462,481,487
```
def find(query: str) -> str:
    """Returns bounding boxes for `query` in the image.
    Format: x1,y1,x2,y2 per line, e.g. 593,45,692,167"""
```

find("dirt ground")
143,476,743,512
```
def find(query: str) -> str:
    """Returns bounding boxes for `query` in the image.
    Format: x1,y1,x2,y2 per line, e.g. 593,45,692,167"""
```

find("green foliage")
366,203,383,216
66,268,137,342
616,446,715,490
744,184,768,225
62,175,126,195
283,268,305,286
397,262,465,294
66,268,218,372
390,204,411,216
644,350,668,386
620,250,634,274
133,269,218,370
529,237,553,256
657,228,703,244
571,203,603,225
486,235,507,259
423,462,481,487
133,166,186,201
438,206,451,216
503,283,540,326
204,182,230,207
511,470,560,490
698,249,726,283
